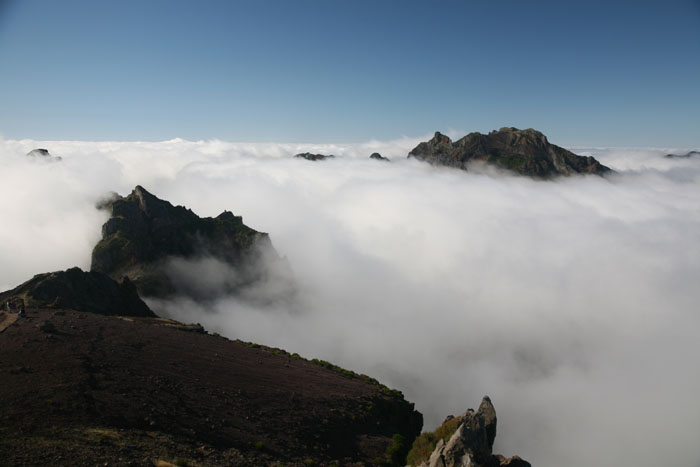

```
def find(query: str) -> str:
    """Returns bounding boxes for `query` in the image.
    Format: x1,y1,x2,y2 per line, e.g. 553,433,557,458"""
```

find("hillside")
0,305,422,466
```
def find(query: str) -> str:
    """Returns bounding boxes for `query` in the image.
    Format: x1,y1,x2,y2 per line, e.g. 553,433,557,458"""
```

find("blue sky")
0,0,698,146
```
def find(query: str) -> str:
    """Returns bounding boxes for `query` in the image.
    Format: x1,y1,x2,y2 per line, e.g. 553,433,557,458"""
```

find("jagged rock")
294,152,335,161
91,186,292,300
664,150,699,158
408,127,610,177
418,397,530,467
26,148,62,161
370,152,390,161
0,267,154,317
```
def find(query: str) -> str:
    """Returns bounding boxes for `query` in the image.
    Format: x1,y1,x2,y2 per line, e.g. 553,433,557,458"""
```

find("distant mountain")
370,152,390,161
409,127,611,177
294,152,335,161
90,186,292,300
26,148,62,161
0,267,154,317
664,150,699,158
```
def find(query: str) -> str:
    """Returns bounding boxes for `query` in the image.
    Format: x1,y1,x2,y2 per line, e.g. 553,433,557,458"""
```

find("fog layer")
1,137,699,467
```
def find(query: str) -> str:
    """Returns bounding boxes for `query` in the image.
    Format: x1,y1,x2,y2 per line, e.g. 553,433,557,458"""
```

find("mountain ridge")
409,127,611,177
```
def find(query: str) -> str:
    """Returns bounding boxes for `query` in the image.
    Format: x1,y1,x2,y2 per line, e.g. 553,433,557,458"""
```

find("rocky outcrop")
26,148,62,161
370,152,390,161
294,152,335,161
409,127,610,177
0,267,154,317
665,150,699,158
91,186,292,299
415,397,529,467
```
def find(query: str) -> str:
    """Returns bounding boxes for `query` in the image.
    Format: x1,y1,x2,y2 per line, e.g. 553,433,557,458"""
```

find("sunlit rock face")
409,127,611,177
417,397,530,467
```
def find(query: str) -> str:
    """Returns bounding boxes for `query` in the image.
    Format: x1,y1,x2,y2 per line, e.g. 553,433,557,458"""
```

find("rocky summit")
409,127,611,177
665,150,700,158
26,148,62,161
294,152,335,161
370,152,390,161
408,397,529,467
0,267,154,317
91,186,291,299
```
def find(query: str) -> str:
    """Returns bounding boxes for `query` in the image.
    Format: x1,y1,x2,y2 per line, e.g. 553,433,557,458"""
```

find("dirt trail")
0,310,19,333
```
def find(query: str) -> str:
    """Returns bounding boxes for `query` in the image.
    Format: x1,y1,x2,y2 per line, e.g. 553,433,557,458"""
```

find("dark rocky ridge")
91,186,291,300
26,148,62,161
294,152,335,161
0,307,422,465
409,127,611,177
370,152,390,161
665,150,699,158
0,267,154,317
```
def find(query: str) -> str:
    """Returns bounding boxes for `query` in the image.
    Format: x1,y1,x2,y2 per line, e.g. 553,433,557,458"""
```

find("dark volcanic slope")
408,127,611,177
91,186,289,299
0,267,154,317
0,308,422,466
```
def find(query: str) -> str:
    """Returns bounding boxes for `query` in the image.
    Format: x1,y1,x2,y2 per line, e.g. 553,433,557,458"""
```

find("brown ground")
0,310,19,333
0,309,421,466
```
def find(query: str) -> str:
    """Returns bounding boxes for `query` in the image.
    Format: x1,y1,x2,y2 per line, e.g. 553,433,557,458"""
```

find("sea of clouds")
1,135,699,467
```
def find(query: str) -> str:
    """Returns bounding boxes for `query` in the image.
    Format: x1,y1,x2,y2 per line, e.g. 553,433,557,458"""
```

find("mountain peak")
409,127,610,177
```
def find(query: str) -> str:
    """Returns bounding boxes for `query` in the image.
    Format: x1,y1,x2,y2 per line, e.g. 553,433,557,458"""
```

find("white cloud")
1,136,699,467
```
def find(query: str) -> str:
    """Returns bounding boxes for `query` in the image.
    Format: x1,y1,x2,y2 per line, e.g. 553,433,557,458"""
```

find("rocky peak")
26,148,62,161
294,152,335,161
91,186,290,300
665,150,699,158
413,396,529,467
409,127,611,177
370,152,390,161
432,131,453,145
0,267,154,317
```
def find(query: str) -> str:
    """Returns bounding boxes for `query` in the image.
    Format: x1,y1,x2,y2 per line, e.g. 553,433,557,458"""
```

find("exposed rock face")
370,152,390,161
294,152,335,161
91,186,291,300
0,267,154,317
26,148,62,161
408,127,610,177
419,397,530,467
665,150,699,158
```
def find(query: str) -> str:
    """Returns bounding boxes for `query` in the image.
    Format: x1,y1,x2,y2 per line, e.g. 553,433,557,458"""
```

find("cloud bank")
1,137,699,467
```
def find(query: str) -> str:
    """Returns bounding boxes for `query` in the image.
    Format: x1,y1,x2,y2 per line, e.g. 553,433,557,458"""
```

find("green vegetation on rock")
406,416,461,466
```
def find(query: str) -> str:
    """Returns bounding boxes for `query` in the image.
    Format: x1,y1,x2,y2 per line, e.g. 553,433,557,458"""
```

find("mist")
1,137,699,467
